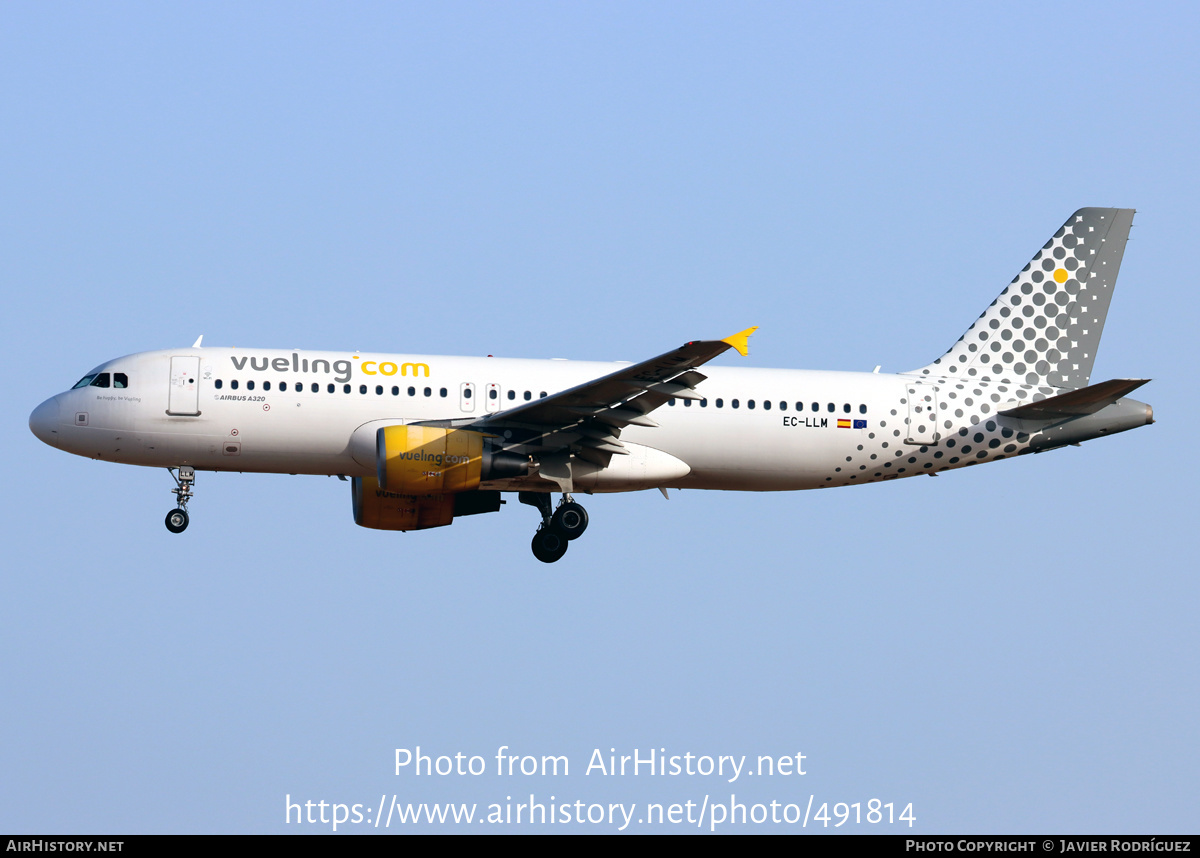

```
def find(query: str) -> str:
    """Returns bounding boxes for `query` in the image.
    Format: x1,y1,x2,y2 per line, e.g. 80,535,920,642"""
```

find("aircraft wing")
446,327,756,466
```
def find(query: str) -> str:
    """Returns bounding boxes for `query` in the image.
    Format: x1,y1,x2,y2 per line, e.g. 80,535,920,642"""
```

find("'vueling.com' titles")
229,353,431,384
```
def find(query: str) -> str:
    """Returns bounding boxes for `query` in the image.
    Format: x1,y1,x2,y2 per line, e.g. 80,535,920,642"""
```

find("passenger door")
167,356,201,416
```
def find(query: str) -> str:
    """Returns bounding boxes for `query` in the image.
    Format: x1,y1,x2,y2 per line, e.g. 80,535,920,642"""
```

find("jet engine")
352,426,527,531
376,425,527,493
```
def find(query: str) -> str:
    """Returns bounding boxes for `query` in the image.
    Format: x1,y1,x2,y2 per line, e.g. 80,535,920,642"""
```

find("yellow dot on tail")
1053,269,1069,283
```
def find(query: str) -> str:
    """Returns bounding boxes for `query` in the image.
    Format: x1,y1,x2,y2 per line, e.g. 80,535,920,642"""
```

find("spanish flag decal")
837,419,852,429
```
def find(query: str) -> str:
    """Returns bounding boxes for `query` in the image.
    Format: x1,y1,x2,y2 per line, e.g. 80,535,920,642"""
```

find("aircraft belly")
87,395,367,475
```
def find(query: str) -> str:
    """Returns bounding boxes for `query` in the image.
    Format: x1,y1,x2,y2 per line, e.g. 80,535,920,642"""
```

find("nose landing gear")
165,466,195,533
520,492,589,563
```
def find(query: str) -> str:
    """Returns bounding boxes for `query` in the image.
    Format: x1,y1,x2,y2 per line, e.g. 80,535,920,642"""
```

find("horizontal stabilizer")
1000,378,1150,421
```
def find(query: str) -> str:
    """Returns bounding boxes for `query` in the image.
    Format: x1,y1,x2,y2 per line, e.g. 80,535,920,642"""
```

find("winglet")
192,335,204,348
721,326,758,357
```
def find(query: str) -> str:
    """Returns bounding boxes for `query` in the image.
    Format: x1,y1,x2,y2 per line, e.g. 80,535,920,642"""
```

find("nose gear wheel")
165,508,189,533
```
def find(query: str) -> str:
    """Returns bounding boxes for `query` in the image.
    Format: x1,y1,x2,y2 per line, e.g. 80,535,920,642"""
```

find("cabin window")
439,388,447,397
376,385,384,395
464,388,472,399
311,383,319,393
214,379,223,389
524,391,532,401
408,386,415,396
811,402,819,412
231,380,239,390
489,389,498,400
669,399,675,406
507,390,515,400
343,384,351,394
539,391,547,398
295,382,302,392
827,402,835,412
684,398,691,407
359,385,367,394
748,399,756,409
779,401,786,411
763,400,770,410
328,383,335,393
247,380,255,391
716,398,723,408
391,386,399,396
263,381,271,391
843,403,851,413
424,387,432,397
859,404,867,414
732,399,740,409
700,398,708,407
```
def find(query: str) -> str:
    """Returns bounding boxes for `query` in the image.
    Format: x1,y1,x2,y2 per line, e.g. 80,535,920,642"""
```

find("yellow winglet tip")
721,326,758,357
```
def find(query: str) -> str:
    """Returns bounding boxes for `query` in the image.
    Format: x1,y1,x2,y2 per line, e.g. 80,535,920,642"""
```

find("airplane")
29,208,1153,562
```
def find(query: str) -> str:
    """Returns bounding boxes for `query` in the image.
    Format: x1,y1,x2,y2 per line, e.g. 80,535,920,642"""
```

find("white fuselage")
31,345,1118,494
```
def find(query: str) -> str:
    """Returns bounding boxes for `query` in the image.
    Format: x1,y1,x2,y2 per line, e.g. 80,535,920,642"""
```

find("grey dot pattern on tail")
917,208,1133,392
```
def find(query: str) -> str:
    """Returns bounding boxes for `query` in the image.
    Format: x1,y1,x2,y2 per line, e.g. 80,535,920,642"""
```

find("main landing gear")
521,492,589,563
165,466,195,534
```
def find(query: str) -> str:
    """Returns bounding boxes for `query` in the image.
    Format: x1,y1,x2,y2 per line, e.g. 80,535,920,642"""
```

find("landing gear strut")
165,466,195,534
520,491,589,563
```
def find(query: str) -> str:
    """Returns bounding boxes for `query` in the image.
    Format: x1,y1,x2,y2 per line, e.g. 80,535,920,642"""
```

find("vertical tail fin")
912,208,1135,389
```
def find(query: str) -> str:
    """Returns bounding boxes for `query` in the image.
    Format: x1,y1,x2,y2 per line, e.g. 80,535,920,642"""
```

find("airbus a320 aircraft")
30,208,1152,562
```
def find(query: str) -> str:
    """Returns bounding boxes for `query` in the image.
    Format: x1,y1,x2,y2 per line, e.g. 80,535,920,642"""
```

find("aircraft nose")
29,397,61,448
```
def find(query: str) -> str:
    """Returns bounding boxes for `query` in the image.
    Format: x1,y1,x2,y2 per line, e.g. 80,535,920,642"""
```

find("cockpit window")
71,371,129,390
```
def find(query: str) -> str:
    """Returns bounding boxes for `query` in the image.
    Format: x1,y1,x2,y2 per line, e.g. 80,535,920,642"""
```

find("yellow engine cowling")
352,426,524,530
377,425,484,494
351,475,456,531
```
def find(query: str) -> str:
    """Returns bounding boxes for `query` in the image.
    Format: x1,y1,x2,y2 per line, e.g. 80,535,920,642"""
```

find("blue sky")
2,1,1196,833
